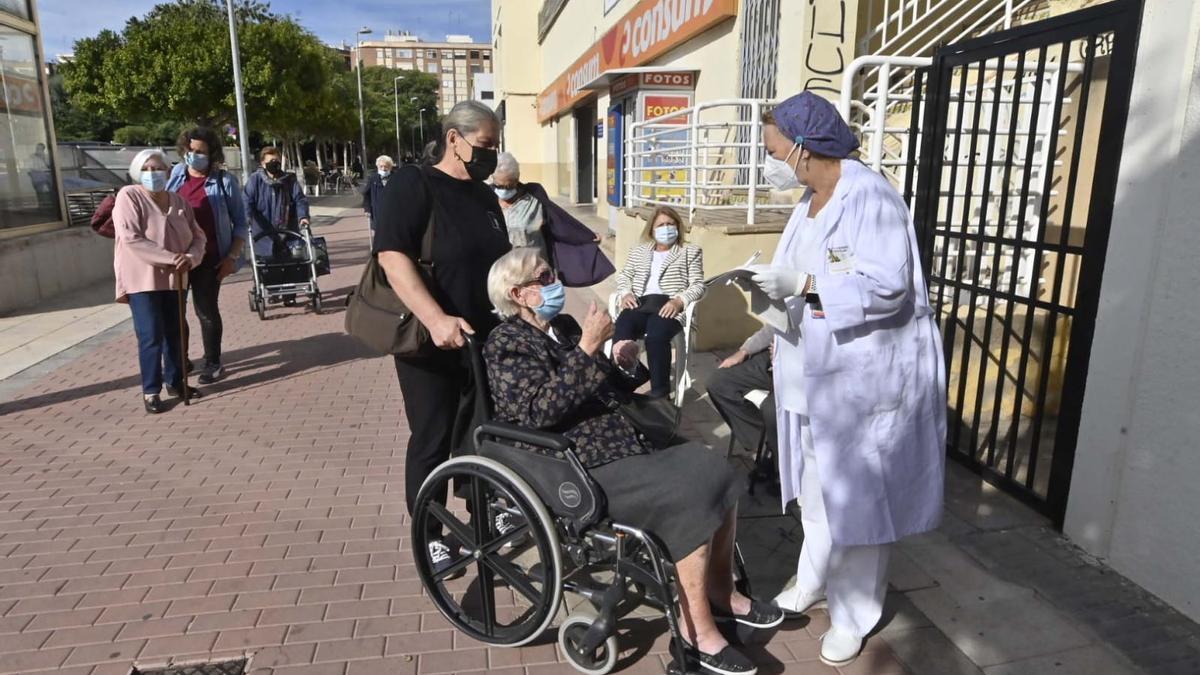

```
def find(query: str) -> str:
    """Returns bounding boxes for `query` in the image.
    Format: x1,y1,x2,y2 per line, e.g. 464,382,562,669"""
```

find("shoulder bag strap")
417,169,435,267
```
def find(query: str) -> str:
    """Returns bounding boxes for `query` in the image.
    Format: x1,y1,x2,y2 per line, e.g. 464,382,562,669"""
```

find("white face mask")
494,186,518,201
763,142,802,191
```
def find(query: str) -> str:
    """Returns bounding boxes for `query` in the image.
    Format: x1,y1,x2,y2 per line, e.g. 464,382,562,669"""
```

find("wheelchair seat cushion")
588,441,742,563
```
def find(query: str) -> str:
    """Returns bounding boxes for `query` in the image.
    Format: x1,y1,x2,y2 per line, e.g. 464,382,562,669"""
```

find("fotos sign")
537,0,737,123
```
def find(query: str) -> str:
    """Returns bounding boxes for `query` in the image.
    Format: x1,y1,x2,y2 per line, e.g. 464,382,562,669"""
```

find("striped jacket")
616,242,706,317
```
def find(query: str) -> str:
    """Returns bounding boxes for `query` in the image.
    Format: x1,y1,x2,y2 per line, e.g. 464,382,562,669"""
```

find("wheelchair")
410,336,751,674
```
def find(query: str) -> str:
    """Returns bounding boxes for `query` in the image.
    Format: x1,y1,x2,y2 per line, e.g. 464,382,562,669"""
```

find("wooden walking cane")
175,269,190,406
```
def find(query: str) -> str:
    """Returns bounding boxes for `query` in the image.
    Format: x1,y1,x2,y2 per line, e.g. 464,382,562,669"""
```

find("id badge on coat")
826,246,855,275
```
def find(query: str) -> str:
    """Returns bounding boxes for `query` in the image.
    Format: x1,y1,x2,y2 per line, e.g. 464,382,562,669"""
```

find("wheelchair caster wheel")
558,611,618,675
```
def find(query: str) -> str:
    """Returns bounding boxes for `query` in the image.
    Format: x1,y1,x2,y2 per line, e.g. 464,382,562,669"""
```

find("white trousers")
789,413,891,638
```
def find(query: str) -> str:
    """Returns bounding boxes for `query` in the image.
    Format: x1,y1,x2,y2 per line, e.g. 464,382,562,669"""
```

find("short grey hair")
375,155,394,168
487,248,545,319
495,152,520,180
128,148,168,183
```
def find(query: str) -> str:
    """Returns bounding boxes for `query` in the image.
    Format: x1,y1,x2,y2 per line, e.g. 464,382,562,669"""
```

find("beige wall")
492,1,550,185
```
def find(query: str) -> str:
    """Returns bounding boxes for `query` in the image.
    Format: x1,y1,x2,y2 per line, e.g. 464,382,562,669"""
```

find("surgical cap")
769,92,860,159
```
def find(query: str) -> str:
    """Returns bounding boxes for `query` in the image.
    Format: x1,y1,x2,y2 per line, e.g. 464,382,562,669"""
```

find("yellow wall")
492,1,551,185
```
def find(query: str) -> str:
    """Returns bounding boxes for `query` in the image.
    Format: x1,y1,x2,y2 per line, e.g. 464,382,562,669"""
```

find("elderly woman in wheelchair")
408,248,781,675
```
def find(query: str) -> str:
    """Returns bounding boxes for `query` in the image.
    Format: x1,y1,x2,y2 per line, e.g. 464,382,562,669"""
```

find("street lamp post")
225,0,253,183
418,108,427,147
354,27,372,174
393,76,404,159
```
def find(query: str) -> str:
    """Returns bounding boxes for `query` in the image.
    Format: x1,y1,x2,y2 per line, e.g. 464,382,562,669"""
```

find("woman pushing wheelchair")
483,248,782,675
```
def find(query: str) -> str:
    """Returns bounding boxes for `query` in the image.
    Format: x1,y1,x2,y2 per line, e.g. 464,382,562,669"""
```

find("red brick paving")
0,211,904,674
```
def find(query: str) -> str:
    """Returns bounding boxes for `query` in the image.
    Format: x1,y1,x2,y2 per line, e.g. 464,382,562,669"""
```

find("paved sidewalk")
0,199,1192,675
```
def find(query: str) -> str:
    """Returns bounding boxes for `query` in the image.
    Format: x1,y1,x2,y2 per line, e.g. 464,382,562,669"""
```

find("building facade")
0,0,112,314
495,0,1200,627
352,33,492,113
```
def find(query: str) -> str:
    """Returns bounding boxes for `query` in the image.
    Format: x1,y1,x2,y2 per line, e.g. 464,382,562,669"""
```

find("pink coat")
112,185,207,303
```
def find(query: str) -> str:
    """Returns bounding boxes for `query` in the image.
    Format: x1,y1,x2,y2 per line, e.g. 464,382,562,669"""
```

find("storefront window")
1,26,59,230
0,1,29,21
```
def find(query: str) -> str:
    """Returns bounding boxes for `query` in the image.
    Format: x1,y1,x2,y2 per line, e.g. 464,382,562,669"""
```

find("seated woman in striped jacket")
614,205,705,398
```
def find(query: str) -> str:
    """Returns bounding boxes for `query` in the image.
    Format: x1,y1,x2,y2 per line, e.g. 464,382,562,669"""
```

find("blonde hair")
487,248,545,319
641,205,686,244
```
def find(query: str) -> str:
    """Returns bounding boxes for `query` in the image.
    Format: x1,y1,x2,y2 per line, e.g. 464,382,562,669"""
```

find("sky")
37,0,493,59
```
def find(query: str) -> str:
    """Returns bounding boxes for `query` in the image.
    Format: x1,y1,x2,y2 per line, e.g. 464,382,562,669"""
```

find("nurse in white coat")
747,92,947,667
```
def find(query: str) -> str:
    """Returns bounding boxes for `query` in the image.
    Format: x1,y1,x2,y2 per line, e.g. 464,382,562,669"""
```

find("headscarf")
770,91,860,158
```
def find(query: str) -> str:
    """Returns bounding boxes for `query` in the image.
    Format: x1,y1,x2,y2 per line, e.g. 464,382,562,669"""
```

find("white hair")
375,155,395,168
487,248,544,319
128,148,168,183
495,152,520,180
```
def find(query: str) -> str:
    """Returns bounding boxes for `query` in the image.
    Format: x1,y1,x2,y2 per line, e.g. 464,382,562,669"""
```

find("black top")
374,164,512,336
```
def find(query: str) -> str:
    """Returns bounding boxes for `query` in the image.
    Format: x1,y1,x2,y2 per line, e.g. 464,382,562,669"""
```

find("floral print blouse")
484,315,650,468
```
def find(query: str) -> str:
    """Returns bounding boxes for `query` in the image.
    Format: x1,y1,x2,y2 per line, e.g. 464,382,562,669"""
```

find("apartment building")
352,33,492,113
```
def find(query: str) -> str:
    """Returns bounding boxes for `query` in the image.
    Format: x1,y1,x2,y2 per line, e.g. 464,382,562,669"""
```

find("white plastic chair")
606,293,698,408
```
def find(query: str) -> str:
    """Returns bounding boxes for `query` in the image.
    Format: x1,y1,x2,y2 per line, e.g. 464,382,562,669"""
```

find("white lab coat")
772,159,947,547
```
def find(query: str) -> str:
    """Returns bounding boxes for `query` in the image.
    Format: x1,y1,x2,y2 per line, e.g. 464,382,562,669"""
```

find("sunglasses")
521,269,557,287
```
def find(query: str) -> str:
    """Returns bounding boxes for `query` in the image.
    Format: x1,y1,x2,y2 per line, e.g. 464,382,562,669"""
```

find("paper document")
703,251,762,287
750,290,791,333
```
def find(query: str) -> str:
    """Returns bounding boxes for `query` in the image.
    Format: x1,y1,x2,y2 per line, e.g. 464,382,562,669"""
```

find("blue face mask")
185,152,209,172
379,169,391,178
534,282,565,321
141,170,167,192
494,186,517,201
654,225,679,246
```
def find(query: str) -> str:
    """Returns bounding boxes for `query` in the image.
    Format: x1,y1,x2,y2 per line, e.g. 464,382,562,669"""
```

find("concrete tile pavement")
0,197,1191,674
0,202,898,675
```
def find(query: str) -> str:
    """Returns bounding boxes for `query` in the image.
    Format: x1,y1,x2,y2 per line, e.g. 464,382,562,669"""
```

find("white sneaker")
771,575,827,615
819,627,863,667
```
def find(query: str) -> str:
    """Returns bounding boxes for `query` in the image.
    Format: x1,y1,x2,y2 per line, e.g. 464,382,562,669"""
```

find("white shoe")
771,575,827,615
819,628,863,667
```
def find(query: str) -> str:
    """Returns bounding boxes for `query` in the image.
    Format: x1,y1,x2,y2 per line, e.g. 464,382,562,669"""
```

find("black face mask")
265,160,283,175
457,142,497,182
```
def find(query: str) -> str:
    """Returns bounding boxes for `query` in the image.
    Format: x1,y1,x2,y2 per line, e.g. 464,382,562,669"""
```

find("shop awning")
578,66,700,91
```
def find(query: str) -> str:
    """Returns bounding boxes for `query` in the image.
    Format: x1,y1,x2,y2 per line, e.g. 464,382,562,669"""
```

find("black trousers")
614,295,684,397
706,350,777,456
188,260,224,367
394,349,476,534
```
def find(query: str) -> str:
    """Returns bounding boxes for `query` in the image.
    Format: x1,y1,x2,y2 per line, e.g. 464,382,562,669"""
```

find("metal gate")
909,0,1143,524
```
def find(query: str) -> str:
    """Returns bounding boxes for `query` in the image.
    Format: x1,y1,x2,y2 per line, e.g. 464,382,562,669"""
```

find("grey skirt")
589,442,744,562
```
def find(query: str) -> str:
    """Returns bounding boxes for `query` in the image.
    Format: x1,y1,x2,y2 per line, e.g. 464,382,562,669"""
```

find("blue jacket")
167,164,249,267
244,169,310,233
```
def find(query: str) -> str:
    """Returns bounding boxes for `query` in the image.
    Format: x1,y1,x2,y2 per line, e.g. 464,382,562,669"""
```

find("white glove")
748,264,807,301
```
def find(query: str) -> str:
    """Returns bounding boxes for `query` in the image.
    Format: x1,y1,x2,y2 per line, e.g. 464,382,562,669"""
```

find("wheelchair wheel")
247,289,258,312
558,611,618,675
311,293,322,314
412,456,562,647
256,296,266,321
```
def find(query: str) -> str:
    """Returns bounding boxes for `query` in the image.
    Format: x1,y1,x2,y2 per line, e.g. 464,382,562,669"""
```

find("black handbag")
618,394,684,448
344,184,435,357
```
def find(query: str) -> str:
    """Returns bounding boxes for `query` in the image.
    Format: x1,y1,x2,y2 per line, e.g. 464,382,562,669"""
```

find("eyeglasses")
521,269,556,287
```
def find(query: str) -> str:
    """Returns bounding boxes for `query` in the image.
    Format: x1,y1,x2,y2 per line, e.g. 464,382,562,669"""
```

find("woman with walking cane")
112,149,207,413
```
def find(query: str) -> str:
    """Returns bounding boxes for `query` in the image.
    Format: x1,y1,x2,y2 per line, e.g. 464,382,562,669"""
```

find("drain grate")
132,659,248,675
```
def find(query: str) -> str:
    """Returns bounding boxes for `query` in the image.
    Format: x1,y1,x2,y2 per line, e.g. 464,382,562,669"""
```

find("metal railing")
624,98,796,226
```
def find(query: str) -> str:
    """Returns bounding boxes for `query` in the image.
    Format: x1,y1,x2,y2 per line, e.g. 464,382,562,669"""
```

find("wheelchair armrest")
474,421,573,455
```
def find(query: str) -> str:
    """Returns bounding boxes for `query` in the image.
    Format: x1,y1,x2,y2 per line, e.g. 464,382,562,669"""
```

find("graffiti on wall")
802,0,849,96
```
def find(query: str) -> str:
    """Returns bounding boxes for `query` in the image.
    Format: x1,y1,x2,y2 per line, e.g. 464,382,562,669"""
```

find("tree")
48,71,120,142
358,66,439,160
63,0,320,131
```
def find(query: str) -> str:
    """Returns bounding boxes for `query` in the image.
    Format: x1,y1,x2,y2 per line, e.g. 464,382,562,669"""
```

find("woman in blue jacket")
244,146,311,304
167,127,249,384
